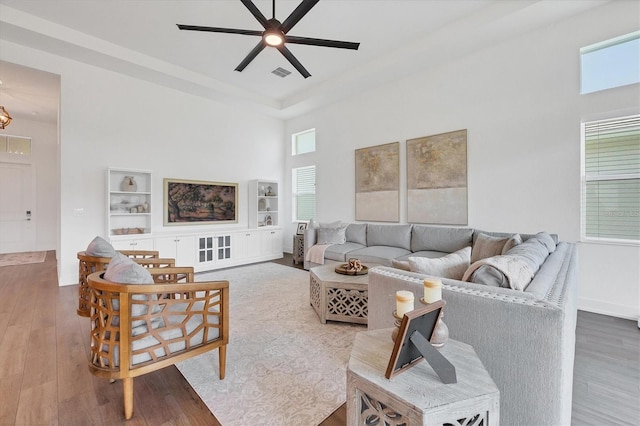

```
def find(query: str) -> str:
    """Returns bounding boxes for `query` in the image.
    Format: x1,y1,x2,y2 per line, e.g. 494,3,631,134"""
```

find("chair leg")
123,377,134,420
219,345,226,380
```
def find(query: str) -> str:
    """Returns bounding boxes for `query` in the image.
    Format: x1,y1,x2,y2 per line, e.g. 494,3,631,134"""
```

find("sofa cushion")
396,250,450,261
502,234,523,254
411,225,473,253
407,246,471,280
367,224,412,251
317,226,347,245
471,233,511,263
463,255,534,290
345,223,368,245
324,242,366,262
347,246,411,266
86,236,116,257
504,232,556,275
391,259,411,271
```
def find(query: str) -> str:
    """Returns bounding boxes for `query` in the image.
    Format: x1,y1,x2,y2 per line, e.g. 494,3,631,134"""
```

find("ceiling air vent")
272,67,292,78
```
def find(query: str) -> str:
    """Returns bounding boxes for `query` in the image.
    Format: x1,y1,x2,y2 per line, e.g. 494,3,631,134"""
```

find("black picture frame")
385,300,445,379
296,222,308,235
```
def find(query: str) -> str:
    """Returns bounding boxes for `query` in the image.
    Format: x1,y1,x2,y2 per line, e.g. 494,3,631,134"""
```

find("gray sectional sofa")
304,222,578,426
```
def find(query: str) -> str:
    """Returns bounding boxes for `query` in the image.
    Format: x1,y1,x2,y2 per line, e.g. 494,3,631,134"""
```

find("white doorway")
0,162,36,253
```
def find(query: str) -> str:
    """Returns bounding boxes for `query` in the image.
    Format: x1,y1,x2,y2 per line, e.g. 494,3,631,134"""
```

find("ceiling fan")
177,0,360,78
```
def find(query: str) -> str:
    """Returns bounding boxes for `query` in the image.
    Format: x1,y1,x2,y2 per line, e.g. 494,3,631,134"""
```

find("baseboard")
578,297,639,321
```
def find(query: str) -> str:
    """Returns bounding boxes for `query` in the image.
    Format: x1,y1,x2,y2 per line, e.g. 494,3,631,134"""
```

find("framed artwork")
406,129,468,225
164,178,238,225
355,141,400,222
385,300,456,384
296,222,308,235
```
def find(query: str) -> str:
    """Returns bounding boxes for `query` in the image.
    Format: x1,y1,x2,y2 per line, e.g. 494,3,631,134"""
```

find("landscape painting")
164,178,238,225
355,141,400,222
406,129,468,225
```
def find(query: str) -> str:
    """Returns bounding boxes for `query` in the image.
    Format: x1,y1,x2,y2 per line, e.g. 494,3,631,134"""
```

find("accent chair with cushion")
87,255,229,420
77,236,174,316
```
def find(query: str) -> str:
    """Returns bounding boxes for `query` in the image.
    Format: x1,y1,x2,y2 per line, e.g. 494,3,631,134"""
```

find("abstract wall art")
355,141,400,222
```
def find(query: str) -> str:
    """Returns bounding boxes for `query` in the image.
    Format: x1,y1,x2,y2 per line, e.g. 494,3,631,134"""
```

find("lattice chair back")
77,249,168,317
87,271,229,420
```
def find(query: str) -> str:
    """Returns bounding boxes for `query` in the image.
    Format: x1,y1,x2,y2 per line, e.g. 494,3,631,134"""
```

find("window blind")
293,166,316,221
583,114,640,241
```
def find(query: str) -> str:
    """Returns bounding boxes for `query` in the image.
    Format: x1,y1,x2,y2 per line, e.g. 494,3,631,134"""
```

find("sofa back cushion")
411,225,473,253
317,226,347,245
407,246,471,280
346,223,368,245
367,224,412,250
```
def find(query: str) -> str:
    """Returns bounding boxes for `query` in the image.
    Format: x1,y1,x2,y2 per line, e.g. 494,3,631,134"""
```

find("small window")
0,135,31,155
582,114,640,242
292,165,316,221
292,129,316,155
581,31,640,94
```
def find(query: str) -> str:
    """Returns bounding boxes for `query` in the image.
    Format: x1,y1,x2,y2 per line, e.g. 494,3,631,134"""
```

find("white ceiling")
0,0,609,122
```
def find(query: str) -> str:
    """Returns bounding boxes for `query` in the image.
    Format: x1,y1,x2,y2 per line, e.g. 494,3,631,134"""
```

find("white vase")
121,176,137,192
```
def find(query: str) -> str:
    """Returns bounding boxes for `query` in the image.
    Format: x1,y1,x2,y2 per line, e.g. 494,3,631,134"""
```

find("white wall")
0,40,285,286
0,118,59,252
284,1,640,320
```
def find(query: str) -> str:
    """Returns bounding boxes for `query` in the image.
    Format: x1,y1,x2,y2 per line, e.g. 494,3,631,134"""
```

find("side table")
293,234,305,265
347,329,500,426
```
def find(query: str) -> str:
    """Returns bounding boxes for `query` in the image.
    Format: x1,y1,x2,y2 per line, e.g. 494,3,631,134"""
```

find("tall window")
580,31,640,94
292,128,316,155
292,166,316,221
582,114,640,242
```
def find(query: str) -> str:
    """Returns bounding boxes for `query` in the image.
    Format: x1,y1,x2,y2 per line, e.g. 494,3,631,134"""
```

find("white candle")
423,278,442,303
395,290,414,317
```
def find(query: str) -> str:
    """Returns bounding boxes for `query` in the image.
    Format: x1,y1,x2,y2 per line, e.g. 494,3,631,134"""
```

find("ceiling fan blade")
177,24,263,37
240,0,269,29
281,0,320,33
285,35,360,50
235,41,267,72
276,45,311,78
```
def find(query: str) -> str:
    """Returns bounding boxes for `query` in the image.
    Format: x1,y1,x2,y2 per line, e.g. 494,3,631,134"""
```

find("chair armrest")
146,266,195,283
134,258,176,268
118,250,160,259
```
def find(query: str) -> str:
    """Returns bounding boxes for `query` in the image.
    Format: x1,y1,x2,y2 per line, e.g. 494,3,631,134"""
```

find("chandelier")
0,106,11,129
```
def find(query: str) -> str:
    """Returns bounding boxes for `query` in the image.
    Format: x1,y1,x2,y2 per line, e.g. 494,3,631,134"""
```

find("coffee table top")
310,263,380,284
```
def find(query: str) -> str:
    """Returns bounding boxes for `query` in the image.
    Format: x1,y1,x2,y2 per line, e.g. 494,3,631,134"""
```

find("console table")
347,329,500,426
293,234,304,265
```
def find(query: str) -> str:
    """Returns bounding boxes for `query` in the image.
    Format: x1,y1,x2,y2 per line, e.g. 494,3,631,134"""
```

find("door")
0,162,36,253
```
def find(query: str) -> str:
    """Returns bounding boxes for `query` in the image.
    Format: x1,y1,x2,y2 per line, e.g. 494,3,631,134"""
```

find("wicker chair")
77,250,175,317
87,271,229,420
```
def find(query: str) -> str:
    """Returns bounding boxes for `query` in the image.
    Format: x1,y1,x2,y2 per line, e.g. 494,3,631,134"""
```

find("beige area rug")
177,262,363,426
0,251,47,267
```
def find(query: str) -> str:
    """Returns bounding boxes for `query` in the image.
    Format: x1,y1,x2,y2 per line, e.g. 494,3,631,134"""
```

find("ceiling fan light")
0,106,11,129
264,32,283,46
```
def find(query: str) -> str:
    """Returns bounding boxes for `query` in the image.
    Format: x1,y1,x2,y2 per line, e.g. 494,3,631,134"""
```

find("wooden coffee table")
309,263,373,325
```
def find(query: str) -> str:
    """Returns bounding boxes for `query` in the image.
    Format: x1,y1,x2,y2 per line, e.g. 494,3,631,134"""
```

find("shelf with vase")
107,168,152,236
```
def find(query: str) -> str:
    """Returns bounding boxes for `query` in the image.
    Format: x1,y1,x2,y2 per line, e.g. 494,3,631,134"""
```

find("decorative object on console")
355,141,400,222
386,300,456,383
164,178,238,225
407,129,468,225
121,176,137,192
296,222,307,235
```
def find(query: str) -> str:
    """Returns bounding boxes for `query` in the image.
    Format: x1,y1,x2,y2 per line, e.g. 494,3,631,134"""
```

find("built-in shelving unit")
248,179,278,228
107,168,152,237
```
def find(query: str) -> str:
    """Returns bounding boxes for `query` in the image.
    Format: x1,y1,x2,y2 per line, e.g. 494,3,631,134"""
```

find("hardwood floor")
0,252,638,425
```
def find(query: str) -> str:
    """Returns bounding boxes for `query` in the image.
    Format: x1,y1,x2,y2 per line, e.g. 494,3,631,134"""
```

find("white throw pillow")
408,246,471,280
